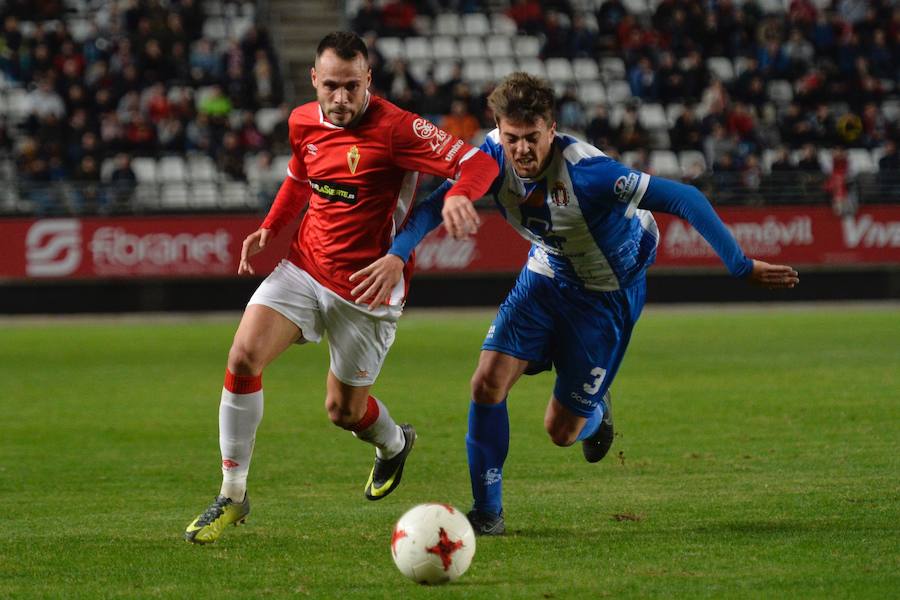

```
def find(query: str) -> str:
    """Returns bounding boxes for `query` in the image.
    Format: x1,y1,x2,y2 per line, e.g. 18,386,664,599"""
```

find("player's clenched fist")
238,228,271,275
442,194,481,240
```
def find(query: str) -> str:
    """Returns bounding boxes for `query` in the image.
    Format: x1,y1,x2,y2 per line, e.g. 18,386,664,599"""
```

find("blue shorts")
482,267,646,417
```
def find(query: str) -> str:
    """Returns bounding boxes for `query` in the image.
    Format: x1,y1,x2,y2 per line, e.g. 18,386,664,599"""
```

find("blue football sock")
466,399,509,515
575,402,605,442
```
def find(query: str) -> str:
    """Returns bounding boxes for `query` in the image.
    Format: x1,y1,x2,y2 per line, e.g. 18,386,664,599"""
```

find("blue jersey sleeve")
639,177,753,278
389,136,502,263
568,155,652,218
389,179,453,262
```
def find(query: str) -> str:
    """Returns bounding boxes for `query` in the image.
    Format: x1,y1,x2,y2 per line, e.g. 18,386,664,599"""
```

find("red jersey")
262,93,494,304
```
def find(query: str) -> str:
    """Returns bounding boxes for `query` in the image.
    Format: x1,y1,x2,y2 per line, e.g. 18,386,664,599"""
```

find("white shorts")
248,260,402,386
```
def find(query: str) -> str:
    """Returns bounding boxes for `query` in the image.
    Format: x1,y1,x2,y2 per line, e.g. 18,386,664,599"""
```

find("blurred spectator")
628,56,658,102
569,13,597,58
824,146,856,216
352,0,383,36
670,104,704,152
190,38,221,85
704,122,737,169
441,100,480,144
586,105,615,150
217,130,245,181
108,152,138,213
381,0,417,37
615,104,648,152
238,111,267,153
26,77,66,123
71,155,105,213
541,11,571,58
769,146,795,173
418,79,450,123
508,0,544,35
878,140,899,172
557,86,587,133
596,0,627,37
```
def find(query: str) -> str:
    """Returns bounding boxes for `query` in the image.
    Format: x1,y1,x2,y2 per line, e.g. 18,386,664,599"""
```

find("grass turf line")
0,307,897,598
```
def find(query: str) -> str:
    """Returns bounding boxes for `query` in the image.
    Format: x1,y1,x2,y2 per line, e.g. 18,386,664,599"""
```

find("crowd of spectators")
0,0,286,214
351,0,900,214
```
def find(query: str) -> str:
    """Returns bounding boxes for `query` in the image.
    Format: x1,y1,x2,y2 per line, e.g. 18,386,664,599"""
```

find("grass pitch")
1,304,898,598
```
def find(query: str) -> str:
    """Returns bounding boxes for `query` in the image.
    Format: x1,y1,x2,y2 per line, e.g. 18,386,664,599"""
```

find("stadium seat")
492,58,518,80
485,36,514,58
622,0,650,15
848,149,876,174
579,81,607,105
404,37,431,61
606,80,632,105
491,13,518,35
513,36,541,58
733,55,753,77
220,181,250,208
462,59,492,85
188,155,217,181
620,151,641,168
190,182,219,208
573,58,600,81
68,18,92,43
761,149,780,173
458,37,486,60
706,57,735,83
228,17,253,40
5,87,28,123
375,37,404,61
202,17,227,40
131,157,158,183
462,13,490,36
160,183,189,209
666,103,685,127
766,80,794,105
638,103,668,130
650,150,681,177
434,13,461,36
679,150,707,176
431,37,460,61
408,59,432,84
756,0,787,14
432,60,457,84
517,58,546,79
272,155,291,178
600,57,626,81
158,156,187,182
255,107,283,135
545,58,575,84
881,99,900,123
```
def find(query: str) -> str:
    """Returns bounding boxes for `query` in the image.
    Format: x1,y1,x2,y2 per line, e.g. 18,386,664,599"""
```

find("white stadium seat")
545,58,575,84
158,156,187,182
639,103,668,130
404,37,431,61
485,36,514,58
650,150,681,177
433,13,461,36
431,37,460,61
679,150,707,176
160,183,189,209
579,81,607,106
462,13,490,36
706,57,735,83
131,157,157,183
513,36,541,58
848,149,876,174
606,80,632,105
492,58,518,80
573,58,600,81
491,13,518,35
462,59,492,84
375,37,404,61
458,37,486,60
517,58,546,79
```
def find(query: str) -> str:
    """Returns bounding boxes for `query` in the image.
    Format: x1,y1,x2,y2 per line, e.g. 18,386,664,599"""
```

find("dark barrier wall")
0,268,897,314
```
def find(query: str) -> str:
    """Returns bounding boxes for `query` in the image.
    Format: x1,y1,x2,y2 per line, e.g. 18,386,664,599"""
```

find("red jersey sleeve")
260,110,311,236
389,111,497,201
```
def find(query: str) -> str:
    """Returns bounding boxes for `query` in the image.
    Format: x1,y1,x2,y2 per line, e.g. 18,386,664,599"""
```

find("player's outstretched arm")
238,228,272,275
747,259,799,289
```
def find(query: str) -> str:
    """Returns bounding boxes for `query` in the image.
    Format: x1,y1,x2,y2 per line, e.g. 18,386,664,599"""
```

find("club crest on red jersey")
347,145,360,174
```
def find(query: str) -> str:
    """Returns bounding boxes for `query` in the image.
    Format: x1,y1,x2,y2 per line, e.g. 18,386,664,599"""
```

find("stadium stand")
0,0,897,218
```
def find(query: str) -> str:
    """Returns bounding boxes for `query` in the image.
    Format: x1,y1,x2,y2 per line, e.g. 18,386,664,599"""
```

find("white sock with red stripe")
219,369,264,501
351,396,404,459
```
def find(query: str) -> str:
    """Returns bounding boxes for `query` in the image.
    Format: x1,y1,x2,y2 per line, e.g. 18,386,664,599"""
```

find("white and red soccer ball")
390,503,476,585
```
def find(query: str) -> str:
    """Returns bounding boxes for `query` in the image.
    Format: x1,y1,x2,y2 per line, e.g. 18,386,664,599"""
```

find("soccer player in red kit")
184,31,498,544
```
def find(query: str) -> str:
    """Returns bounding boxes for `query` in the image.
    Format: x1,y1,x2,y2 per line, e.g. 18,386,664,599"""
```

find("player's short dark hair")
488,72,555,125
316,31,368,61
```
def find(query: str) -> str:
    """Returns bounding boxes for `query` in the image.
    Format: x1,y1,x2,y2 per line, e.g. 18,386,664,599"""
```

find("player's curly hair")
487,72,555,125
317,31,368,61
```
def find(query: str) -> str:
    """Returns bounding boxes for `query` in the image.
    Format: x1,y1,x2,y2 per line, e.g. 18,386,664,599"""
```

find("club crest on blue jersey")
614,172,641,203
551,181,569,207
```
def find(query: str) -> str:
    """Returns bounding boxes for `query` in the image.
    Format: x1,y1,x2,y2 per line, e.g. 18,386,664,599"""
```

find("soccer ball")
390,503,476,585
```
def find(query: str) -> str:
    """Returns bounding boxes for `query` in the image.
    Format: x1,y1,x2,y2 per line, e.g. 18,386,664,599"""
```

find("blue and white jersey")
390,130,753,287
480,129,658,291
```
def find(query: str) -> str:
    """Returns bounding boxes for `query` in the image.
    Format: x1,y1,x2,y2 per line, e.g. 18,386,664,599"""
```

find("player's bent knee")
325,396,363,429
227,344,264,375
470,372,507,405
545,418,578,447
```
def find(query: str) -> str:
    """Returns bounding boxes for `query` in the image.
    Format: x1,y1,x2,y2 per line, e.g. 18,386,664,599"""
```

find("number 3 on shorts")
583,367,607,395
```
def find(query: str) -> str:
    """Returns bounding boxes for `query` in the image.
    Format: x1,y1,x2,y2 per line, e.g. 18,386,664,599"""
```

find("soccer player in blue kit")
349,73,799,535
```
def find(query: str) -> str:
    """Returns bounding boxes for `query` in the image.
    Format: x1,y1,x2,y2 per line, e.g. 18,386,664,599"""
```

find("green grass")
1,305,898,599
